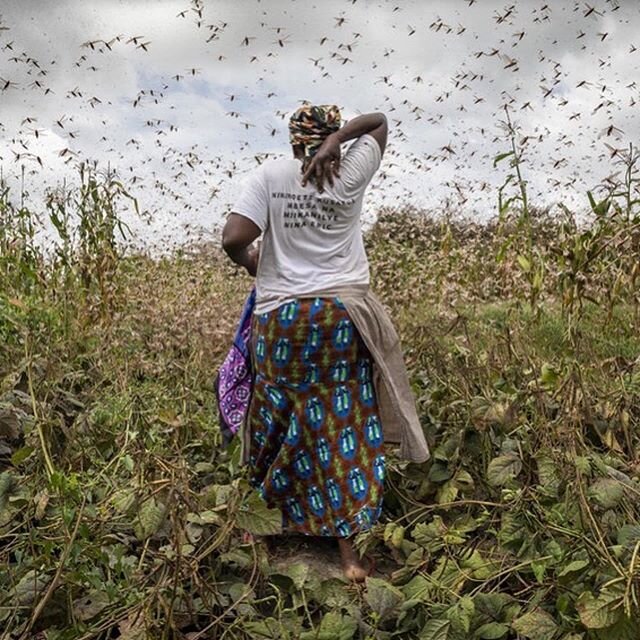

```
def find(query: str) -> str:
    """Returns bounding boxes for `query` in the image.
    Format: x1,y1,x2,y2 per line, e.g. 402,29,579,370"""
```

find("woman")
222,103,429,581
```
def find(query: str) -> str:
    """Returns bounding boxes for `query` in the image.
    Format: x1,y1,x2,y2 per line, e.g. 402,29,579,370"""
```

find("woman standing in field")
222,103,429,581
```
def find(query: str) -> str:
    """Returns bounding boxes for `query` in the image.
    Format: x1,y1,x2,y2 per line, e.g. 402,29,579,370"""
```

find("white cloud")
0,0,638,255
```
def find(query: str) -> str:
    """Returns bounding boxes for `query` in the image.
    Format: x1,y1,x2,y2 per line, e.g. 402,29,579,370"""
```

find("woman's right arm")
301,112,388,192
331,112,388,154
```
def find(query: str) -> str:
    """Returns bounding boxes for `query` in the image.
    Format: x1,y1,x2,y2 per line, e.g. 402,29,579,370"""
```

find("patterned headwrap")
289,102,342,165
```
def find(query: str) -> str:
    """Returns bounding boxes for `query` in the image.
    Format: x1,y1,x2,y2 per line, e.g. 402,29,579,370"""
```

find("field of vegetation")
1,136,640,639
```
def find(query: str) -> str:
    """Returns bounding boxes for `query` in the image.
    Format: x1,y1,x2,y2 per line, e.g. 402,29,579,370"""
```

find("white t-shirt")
231,133,382,314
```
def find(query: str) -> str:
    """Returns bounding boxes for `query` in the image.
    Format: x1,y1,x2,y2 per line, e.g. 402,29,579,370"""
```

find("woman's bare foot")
338,538,372,582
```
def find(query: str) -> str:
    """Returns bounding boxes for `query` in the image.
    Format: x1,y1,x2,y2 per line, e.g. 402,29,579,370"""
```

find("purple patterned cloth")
214,286,256,446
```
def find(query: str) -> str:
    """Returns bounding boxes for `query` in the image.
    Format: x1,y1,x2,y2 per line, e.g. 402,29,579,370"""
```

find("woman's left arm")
222,213,262,276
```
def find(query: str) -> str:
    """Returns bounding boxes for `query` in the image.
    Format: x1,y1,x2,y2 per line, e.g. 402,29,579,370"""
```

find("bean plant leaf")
13,569,52,606
419,618,451,640
592,615,639,640
534,449,561,496
437,479,459,504
243,617,289,639
475,622,509,638
11,445,34,466
557,559,590,577
576,590,623,629
72,590,111,621
270,561,309,590
588,478,625,509
0,471,12,512
413,516,453,552
300,611,358,640
429,461,453,483
402,574,431,602
512,608,558,639
134,497,166,540
111,487,137,515
453,469,475,492
617,524,640,550
364,577,405,620
487,453,522,486
447,595,475,634
236,490,282,536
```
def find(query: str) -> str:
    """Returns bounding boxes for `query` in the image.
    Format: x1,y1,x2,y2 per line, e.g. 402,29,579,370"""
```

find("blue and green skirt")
247,296,385,537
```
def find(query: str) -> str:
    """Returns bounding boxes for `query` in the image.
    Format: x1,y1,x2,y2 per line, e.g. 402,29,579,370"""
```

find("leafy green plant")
1,154,639,637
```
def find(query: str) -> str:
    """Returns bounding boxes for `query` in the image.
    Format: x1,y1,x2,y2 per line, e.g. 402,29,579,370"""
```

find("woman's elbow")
222,213,261,255
221,230,240,255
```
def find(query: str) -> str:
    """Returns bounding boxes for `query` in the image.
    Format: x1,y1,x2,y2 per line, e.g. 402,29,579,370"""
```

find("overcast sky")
0,0,638,254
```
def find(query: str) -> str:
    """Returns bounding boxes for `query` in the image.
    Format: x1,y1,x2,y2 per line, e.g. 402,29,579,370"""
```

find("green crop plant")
493,105,546,318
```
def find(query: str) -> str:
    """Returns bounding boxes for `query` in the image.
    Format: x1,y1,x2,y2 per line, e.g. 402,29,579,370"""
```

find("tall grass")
0,140,639,638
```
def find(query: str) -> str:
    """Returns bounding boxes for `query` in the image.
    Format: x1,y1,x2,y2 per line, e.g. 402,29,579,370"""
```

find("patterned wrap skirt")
247,296,385,537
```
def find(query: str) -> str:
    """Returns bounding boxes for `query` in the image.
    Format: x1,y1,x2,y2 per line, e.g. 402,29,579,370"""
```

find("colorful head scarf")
288,102,342,166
